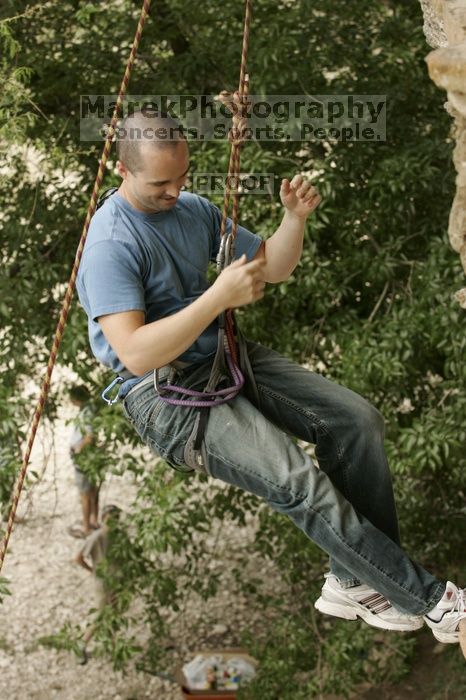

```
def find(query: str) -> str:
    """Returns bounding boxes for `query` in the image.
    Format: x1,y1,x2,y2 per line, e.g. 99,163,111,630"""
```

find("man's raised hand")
280,175,321,219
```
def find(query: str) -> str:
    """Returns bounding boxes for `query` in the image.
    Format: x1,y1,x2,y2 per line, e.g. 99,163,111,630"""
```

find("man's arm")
99,254,266,376
254,175,321,283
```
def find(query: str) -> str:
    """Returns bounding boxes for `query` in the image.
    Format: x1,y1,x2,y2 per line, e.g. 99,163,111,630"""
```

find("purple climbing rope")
156,337,245,407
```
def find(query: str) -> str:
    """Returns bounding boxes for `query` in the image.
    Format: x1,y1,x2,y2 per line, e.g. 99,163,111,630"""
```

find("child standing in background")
67,385,100,538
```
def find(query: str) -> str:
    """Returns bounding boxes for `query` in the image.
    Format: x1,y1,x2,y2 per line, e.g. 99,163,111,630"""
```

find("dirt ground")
0,399,179,699
0,388,277,700
0,386,464,700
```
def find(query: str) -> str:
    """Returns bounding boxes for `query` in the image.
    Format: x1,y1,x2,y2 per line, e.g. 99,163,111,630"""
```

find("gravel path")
0,392,272,700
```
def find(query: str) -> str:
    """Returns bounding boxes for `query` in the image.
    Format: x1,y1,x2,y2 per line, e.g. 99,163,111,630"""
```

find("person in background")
68,385,100,538
74,503,121,664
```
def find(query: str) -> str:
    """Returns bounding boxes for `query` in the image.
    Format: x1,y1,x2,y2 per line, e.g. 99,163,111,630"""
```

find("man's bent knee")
351,400,385,440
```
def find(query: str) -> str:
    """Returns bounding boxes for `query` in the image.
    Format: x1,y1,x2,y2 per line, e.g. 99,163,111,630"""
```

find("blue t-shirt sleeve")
200,197,262,262
77,240,146,322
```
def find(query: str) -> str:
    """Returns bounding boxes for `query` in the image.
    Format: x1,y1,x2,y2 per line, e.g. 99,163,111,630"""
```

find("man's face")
118,140,190,213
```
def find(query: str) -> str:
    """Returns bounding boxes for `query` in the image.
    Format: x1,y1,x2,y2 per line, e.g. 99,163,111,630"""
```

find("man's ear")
116,160,129,179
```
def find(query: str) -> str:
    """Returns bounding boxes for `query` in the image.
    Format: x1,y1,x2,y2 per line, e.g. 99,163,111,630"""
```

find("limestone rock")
448,192,466,255
420,1,466,299
453,287,466,307
426,43,466,93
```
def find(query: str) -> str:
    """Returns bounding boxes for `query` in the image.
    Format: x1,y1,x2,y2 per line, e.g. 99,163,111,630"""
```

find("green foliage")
0,16,35,145
429,646,466,699
0,444,19,520
0,0,464,695
238,612,415,699
0,576,12,603
38,622,83,657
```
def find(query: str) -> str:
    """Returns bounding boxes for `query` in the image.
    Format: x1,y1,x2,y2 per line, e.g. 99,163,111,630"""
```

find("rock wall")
420,1,466,307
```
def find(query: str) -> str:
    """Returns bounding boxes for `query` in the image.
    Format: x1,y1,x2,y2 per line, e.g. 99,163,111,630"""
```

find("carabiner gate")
101,376,124,405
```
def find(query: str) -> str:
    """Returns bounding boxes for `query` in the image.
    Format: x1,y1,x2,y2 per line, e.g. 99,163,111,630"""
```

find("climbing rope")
218,0,253,262
217,0,253,381
0,0,153,575
156,0,253,408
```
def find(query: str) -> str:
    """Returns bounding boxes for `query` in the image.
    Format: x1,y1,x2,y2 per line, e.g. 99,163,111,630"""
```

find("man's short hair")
116,110,185,173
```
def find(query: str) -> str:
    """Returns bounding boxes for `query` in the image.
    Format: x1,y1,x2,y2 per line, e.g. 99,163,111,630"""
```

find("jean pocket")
121,399,137,427
125,387,164,422
167,447,196,474
146,436,195,474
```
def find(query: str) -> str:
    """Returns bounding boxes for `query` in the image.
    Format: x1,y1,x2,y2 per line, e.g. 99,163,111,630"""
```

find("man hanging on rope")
76,110,465,646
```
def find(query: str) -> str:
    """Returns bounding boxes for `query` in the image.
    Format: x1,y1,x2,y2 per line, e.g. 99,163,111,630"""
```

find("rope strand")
0,0,153,575
158,0,253,408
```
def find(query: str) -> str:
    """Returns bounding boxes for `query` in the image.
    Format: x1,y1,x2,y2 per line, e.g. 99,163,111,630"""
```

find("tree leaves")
0,0,464,693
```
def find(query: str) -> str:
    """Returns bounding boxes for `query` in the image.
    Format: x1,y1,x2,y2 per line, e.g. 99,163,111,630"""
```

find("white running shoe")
424,581,466,643
314,574,424,631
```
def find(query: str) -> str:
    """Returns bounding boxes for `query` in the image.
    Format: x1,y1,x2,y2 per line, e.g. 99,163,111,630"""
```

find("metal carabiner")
216,231,235,274
224,231,235,267
153,367,176,395
101,376,124,405
153,367,166,395
216,234,227,272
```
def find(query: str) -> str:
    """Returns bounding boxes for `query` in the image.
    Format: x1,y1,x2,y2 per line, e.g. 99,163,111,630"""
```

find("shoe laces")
450,586,466,615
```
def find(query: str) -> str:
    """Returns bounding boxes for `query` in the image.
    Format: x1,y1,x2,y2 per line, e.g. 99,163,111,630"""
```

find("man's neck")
118,183,162,214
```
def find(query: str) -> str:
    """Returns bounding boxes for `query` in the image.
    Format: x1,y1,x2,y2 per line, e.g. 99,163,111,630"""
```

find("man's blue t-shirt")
76,191,262,375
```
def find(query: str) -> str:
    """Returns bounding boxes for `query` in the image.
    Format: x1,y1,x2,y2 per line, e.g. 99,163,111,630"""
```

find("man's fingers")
296,183,314,198
303,190,320,203
228,255,265,273
230,254,247,266
297,180,317,195
306,194,322,209
244,255,266,267
281,178,291,194
290,174,304,189
285,175,321,199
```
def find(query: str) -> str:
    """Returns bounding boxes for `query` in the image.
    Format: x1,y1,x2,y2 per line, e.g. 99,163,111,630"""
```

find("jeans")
120,339,444,616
